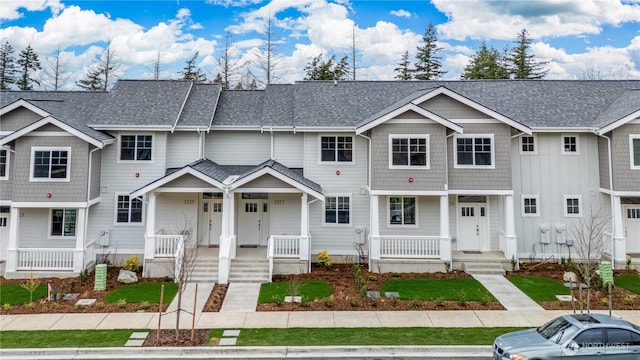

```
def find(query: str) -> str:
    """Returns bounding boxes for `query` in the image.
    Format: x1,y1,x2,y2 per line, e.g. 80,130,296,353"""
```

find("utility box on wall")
99,230,110,246
539,224,550,244
555,224,566,244
355,227,366,244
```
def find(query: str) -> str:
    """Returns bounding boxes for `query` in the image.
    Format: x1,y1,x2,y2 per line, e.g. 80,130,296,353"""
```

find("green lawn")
0,284,48,305
104,282,178,304
258,281,332,303
507,276,570,301
615,275,640,294
0,330,139,348
380,278,495,301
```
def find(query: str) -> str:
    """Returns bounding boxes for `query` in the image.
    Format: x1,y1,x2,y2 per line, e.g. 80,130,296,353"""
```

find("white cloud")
390,9,411,18
0,0,64,21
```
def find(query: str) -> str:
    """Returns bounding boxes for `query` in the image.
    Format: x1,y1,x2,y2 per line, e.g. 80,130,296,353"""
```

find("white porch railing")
174,236,185,282
371,236,440,259
218,234,237,285
16,248,79,271
153,235,184,258
268,235,310,282
499,230,517,263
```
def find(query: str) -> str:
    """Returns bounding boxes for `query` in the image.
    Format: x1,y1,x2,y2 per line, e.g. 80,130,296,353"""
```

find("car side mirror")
567,341,580,351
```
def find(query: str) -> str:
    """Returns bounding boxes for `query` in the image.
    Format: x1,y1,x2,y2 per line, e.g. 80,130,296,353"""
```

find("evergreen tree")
394,50,412,80
76,66,105,91
462,43,509,80
0,41,17,90
413,23,446,80
76,40,121,91
303,54,350,80
16,44,42,90
180,51,207,82
508,28,549,79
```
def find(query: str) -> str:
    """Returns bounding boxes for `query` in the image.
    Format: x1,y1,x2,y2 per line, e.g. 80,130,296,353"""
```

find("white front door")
238,198,269,246
457,203,489,251
623,205,640,253
198,198,222,246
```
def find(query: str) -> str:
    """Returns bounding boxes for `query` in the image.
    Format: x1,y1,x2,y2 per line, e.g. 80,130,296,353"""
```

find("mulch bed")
143,329,211,347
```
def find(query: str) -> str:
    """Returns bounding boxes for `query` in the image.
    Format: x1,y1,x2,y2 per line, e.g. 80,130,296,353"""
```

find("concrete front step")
229,259,269,283
463,263,506,275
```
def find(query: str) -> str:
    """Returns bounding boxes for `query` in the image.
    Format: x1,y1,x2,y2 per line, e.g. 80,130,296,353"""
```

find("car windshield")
537,317,576,341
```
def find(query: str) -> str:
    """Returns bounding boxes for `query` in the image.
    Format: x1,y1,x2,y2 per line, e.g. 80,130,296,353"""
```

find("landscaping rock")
118,269,138,284
563,271,578,283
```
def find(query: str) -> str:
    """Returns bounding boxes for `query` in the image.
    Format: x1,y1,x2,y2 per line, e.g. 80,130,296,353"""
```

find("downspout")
356,132,372,269
270,128,274,160
596,131,617,269
85,146,101,269
307,198,320,273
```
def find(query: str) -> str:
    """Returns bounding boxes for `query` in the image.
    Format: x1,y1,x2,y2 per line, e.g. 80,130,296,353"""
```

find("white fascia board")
0,116,105,149
87,125,173,131
130,167,226,198
229,167,324,200
531,127,598,133
0,99,50,117
611,190,640,197
11,201,88,208
369,190,448,196
356,103,463,134
598,110,640,134
209,125,263,131
260,126,296,132
448,189,514,196
411,87,532,135
0,200,11,206
172,82,193,132
292,126,355,133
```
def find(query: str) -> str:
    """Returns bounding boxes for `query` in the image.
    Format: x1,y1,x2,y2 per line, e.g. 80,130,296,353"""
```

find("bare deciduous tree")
41,47,70,90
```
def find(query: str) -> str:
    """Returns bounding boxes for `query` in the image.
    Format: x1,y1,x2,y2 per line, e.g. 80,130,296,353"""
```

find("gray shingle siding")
612,123,640,191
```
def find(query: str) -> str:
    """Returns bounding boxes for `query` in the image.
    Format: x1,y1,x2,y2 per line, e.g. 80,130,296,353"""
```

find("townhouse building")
1,80,638,282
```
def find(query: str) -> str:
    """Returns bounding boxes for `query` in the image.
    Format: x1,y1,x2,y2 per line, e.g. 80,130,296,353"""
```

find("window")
324,196,350,225
522,195,539,217
454,135,494,168
120,135,152,161
630,135,640,169
0,149,7,179
573,329,604,347
389,197,416,225
564,195,582,217
30,147,70,181
50,209,76,237
606,328,640,346
562,134,579,154
389,135,429,168
520,135,536,154
116,195,143,223
320,136,352,162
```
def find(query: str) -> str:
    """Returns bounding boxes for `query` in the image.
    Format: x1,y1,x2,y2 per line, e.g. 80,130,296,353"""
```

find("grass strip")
615,275,640,294
258,281,332,303
0,284,48,305
235,327,524,346
380,278,495,301
105,282,178,304
507,276,570,301
0,330,139,348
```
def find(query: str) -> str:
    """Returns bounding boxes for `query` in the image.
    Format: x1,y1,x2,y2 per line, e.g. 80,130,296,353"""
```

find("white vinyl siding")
166,132,200,168
206,131,270,165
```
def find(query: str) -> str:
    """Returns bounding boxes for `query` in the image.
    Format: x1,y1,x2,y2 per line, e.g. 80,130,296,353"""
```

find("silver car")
493,313,640,359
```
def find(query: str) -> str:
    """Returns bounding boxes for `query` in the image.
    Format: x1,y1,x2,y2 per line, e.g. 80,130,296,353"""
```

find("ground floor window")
389,197,416,225
325,196,350,224
117,195,143,223
51,209,76,237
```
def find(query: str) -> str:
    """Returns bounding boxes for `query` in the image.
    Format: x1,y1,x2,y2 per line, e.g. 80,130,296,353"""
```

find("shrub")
140,301,150,310
3,303,11,311
456,289,467,307
19,274,41,304
624,295,636,306
116,298,127,308
123,256,140,272
599,297,609,307
317,251,331,268
323,296,334,308
434,297,445,307
79,269,89,285
444,261,451,273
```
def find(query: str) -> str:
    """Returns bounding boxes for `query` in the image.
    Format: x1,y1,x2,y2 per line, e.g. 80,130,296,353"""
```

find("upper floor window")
389,135,429,168
454,134,494,168
324,195,350,225
389,196,416,226
564,195,582,217
31,147,70,181
520,135,536,154
120,135,152,161
630,135,640,169
50,209,76,237
320,136,352,162
562,134,579,154
0,149,8,179
116,195,143,224
522,195,539,217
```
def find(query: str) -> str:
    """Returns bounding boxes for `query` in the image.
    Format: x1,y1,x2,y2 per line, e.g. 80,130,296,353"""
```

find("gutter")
595,130,617,269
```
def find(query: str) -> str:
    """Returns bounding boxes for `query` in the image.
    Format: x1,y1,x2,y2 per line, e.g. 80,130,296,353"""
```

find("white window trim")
521,195,540,217
519,135,538,155
29,146,71,182
322,193,352,226
0,149,9,180
317,134,355,165
563,195,582,217
453,134,495,169
117,134,155,163
48,208,77,239
387,196,419,228
113,193,145,226
388,134,430,169
561,134,580,155
630,134,640,170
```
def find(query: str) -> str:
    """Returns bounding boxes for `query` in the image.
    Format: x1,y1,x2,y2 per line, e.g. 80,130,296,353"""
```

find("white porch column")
5,207,20,272
143,192,157,260
370,195,380,260
74,208,86,272
218,191,234,285
299,193,309,261
612,195,626,264
439,195,451,261
504,194,517,262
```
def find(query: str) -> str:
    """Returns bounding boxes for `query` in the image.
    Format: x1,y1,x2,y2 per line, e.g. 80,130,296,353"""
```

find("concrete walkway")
219,283,261,312
472,274,544,311
165,282,215,318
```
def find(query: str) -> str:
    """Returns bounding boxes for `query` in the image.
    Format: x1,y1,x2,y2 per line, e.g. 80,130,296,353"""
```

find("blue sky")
1,0,639,90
